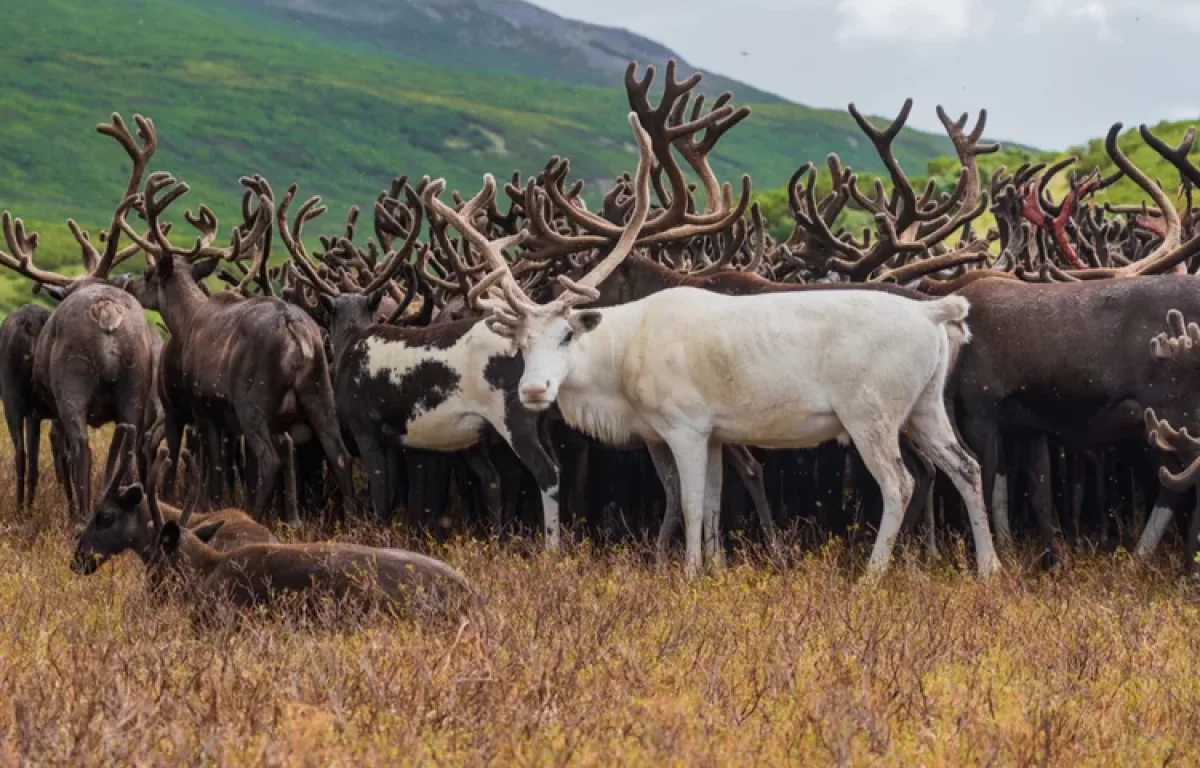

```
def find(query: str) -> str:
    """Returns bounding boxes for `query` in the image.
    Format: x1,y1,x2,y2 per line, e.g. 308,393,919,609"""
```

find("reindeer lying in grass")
157,521,475,620
73,427,475,617
71,425,274,577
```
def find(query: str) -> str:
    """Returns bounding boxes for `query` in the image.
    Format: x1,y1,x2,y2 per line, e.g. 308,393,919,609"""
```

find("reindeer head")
424,63,750,412
70,425,146,574
511,303,604,412
423,113,656,411
123,256,221,310
116,174,276,313
275,179,425,350
71,433,206,577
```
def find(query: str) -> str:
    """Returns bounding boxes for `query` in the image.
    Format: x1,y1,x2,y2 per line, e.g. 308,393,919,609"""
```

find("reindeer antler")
1145,408,1200,490
1150,309,1200,365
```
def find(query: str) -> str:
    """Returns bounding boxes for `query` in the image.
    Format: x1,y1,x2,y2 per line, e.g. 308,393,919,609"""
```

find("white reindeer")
425,113,1001,579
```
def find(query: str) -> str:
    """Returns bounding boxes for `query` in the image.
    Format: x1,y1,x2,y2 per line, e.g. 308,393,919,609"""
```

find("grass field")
1,430,1199,765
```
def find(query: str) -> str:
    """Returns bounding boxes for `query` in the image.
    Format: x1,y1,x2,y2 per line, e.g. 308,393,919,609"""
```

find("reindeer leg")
61,413,91,520
727,445,778,553
279,434,300,527
387,445,406,519
704,441,726,568
662,430,710,579
647,442,682,561
241,420,282,525
24,416,41,510
923,478,938,561
356,431,392,524
963,418,1008,556
502,411,561,553
160,417,184,503
898,441,935,556
50,421,74,517
567,441,590,524
851,431,913,579
907,391,1000,579
299,386,354,526
197,421,225,510
6,410,26,511
1137,452,1186,559
224,433,241,508
463,441,503,537
406,451,426,529
1025,434,1063,568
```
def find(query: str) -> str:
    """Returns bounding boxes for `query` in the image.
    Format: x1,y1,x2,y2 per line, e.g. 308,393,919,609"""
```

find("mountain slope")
0,0,956,257
235,0,781,101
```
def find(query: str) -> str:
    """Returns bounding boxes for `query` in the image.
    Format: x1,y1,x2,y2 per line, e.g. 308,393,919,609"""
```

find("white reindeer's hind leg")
844,425,914,578
703,441,725,568
663,431,711,579
907,397,1002,578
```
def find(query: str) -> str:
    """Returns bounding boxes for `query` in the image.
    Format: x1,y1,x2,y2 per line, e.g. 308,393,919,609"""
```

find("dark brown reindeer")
71,425,275,578
0,114,161,517
118,170,356,524
952,125,1200,568
158,521,475,619
0,305,58,510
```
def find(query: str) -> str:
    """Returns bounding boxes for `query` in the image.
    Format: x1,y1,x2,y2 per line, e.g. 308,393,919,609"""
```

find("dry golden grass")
1,435,1199,766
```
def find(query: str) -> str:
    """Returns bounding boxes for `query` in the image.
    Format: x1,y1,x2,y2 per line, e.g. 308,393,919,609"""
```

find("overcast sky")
527,0,1199,150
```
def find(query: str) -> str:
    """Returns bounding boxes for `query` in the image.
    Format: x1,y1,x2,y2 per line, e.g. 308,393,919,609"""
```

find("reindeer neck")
157,272,209,334
608,257,681,304
329,315,367,367
135,500,184,564
176,528,224,576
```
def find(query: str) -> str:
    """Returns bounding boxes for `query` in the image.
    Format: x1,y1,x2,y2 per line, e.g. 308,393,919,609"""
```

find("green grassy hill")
0,0,962,314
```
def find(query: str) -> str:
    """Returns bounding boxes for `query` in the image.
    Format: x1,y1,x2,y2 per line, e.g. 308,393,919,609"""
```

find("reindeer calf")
160,522,475,619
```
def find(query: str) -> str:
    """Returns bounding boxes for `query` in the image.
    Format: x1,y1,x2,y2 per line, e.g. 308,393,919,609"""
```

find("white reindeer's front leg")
664,431,711,579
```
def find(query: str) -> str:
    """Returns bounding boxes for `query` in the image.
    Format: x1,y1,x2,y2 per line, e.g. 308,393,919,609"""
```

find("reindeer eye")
95,511,114,528
561,330,574,346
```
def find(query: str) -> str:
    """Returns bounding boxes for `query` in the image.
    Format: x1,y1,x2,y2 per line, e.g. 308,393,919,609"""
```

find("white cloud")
1030,0,1113,39
1032,0,1200,38
833,0,989,42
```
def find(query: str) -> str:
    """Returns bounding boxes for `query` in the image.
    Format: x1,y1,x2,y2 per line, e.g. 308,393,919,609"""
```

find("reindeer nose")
521,380,551,400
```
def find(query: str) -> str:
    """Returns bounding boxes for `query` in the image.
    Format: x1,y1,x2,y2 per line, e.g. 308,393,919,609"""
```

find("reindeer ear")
366,290,384,314
117,483,144,508
159,521,182,555
318,293,334,313
191,258,220,281
158,254,176,279
191,520,225,543
570,311,603,335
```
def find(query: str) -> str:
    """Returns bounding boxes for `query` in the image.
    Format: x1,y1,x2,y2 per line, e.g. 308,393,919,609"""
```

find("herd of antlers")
4,58,1200,587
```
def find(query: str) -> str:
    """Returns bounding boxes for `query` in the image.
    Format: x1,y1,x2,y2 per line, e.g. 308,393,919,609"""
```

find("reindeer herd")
4,59,1200,614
